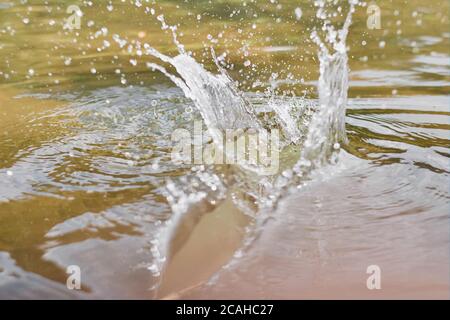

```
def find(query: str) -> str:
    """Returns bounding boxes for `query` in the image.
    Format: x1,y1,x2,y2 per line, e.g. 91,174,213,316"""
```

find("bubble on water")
129,59,137,66
333,143,341,150
48,20,55,26
6,170,13,177
392,89,398,95
90,68,97,74
22,18,30,24
28,69,34,76
379,41,386,49
244,60,251,67
64,57,72,66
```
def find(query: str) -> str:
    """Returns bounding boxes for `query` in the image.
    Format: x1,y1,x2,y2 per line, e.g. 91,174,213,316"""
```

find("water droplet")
295,7,303,20
147,263,159,273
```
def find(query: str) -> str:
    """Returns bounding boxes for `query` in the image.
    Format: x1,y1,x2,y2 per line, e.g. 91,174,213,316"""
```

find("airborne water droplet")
295,7,303,21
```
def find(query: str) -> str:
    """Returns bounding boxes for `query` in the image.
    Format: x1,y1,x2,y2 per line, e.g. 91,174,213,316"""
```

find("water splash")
137,1,358,289
142,15,261,145
299,0,355,168
273,0,358,184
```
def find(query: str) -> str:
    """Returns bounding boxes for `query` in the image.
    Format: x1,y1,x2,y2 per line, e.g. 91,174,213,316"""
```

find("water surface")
0,0,448,299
